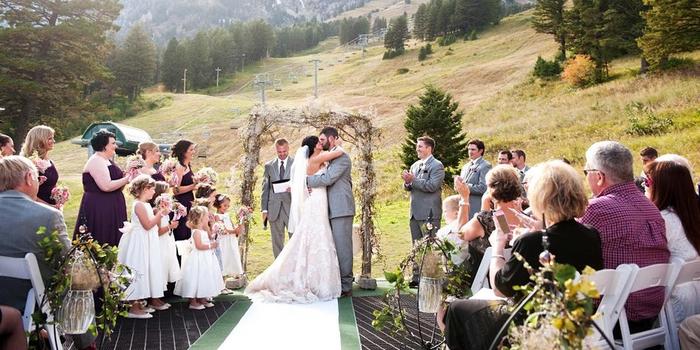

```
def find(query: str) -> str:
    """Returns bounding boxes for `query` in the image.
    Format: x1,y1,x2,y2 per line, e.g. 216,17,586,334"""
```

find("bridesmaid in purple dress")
74,130,130,246
19,125,59,206
136,141,166,182
171,140,198,241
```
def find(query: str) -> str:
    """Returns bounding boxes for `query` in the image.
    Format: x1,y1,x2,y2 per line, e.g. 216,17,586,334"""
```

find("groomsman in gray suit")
0,156,94,349
307,127,356,296
261,139,294,257
460,139,491,219
402,136,445,287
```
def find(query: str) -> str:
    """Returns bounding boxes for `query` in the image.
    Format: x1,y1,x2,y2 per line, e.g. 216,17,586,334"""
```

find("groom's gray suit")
307,151,355,292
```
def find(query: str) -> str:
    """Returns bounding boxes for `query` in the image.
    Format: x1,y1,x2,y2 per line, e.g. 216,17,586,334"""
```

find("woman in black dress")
443,160,604,350
171,140,198,241
19,125,59,206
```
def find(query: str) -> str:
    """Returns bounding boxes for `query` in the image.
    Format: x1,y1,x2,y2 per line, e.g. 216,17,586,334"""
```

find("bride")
245,135,344,303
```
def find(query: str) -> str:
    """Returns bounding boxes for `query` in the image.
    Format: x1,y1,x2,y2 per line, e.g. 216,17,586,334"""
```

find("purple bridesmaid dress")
74,160,127,246
173,167,194,241
151,172,166,182
37,161,59,205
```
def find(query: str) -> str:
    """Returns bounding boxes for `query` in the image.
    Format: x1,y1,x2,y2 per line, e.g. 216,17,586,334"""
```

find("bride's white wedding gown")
245,168,342,303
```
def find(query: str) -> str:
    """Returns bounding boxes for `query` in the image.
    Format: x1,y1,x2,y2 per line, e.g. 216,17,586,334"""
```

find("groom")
307,127,355,296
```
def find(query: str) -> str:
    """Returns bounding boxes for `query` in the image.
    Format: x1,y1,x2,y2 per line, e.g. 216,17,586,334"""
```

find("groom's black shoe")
408,280,419,289
341,291,353,298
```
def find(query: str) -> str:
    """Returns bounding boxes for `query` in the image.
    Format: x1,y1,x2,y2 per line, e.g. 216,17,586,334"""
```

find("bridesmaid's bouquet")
50,185,70,208
194,167,218,185
28,153,52,173
159,158,180,187
173,202,187,221
212,222,227,237
155,193,174,213
125,155,145,180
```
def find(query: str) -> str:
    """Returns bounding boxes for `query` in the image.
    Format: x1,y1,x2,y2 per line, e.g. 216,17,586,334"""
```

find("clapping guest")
403,136,445,288
137,141,165,181
645,159,700,323
171,139,198,241
442,160,603,350
74,130,129,246
460,139,491,218
456,165,522,285
19,125,59,206
0,133,15,157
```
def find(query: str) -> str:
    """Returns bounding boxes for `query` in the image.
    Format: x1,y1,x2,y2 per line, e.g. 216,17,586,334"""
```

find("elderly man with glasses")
579,141,670,336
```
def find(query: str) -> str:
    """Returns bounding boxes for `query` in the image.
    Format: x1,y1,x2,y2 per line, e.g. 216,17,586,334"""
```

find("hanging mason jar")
57,290,95,334
418,277,442,313
68,250,101,290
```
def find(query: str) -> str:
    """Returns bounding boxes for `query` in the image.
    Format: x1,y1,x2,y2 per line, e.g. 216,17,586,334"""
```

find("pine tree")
413,4,428,40
184,32,213,89
0,0,121,141
384,15,409,55
532,0,567,59
112,24,157,101
638,0,700,68
401,85,469,181
161,38,185,92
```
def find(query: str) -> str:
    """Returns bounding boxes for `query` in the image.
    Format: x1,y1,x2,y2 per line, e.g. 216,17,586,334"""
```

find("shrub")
396,68,409,74
418,47,427,61
533,56,562,78
425,43,433,54
383,49,403,59
561,55,597,87
554,51,566,62
625,102,673,136
465,30,478,41
437,34,457,46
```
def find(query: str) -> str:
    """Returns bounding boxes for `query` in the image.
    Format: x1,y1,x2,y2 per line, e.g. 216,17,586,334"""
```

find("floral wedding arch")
238,102,381,289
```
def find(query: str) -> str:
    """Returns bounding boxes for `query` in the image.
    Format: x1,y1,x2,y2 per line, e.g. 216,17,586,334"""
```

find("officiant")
261,138,294,257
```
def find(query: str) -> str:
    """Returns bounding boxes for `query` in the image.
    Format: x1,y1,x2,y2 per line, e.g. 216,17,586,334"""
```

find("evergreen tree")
566,0,607,80
401,85,469,181
384,15,409,54
532,0,567,59
0,0,121,140
184,32,213,89
638,0,700,68
413,4,429,40
112,24,157,101
161,38,185,92
372,17,388,32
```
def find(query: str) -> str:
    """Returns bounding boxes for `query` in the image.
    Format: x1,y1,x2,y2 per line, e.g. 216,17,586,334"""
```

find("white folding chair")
584,264,638,349
0,253,63,350
665,258,700,350
470,247,512,295
616,263,680,350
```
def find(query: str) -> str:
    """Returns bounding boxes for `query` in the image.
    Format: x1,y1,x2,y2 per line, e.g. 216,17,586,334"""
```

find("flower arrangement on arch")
237,206,254,224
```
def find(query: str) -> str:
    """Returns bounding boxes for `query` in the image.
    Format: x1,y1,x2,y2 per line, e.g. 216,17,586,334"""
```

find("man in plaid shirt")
580,141,670,333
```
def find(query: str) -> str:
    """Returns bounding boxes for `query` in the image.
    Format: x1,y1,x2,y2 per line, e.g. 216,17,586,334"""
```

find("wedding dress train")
245,168,342,303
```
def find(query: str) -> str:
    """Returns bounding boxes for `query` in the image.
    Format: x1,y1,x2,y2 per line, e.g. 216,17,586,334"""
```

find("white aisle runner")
218,299,341,350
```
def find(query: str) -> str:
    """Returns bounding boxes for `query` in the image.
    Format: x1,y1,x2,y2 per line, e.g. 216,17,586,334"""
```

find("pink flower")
50,185,70,208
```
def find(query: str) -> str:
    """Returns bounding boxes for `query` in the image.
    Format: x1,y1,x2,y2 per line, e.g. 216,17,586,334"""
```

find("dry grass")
327,0,431,22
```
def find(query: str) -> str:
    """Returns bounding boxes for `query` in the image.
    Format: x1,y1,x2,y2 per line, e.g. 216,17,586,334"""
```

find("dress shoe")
189,304,205,310
126,312,153,319
408,281,419,289
340,291,353,298
203,302,215,308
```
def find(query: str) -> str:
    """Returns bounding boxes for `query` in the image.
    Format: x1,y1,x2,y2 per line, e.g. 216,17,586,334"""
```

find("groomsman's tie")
417,162,424,175
279,160,285,179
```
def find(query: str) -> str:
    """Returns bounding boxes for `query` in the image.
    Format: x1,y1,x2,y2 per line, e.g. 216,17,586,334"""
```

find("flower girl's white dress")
118,202,165,300
158,215,181,290
216,213,244,276
174,229,224,298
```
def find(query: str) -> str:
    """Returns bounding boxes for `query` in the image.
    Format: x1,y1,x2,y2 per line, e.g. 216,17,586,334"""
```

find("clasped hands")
401,170,414,184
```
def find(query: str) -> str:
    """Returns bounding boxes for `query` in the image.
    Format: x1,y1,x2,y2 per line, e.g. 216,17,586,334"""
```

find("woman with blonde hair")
19,125,59,206
442,160,603,350
137,141,166,182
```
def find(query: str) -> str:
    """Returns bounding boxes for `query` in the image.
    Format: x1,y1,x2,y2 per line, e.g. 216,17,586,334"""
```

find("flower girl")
118,175,168,319
174,205,224,310
151,181,181,303
213,194,244,280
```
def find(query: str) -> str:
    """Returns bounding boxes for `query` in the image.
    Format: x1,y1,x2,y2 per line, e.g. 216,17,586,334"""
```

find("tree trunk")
640,57,649,73
559,35,566,60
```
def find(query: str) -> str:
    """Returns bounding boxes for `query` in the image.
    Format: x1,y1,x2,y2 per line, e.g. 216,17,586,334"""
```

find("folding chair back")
665,258,700,350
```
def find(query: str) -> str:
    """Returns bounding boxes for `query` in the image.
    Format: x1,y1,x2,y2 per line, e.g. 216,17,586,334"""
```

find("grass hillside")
51,10,700,278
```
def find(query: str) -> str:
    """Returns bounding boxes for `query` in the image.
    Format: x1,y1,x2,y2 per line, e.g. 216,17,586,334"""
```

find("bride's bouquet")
50,185,70,209
124,155,145,181
159,158,180,187
194,167,218,186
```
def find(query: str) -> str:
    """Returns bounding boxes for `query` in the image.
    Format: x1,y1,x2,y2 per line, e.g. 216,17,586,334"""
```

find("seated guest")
0,156,94,349
0,305,27,350
443,160,603,350
436,193,470,266
680,314,700,350
457,165,522,284
580,141,669,334
645,159,700,323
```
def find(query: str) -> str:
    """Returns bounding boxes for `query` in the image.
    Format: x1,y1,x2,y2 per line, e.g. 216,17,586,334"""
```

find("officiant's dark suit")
261,147,294,258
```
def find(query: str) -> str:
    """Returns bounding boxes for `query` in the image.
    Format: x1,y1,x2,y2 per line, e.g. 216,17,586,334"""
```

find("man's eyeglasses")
583,169,600,176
